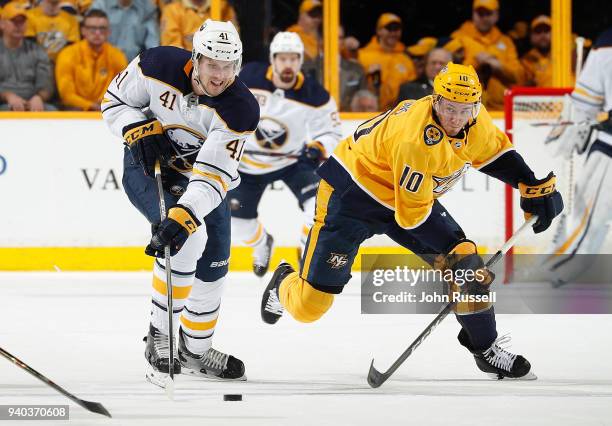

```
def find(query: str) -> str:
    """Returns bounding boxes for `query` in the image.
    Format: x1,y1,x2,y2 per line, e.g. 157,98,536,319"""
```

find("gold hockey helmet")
433,62,482,104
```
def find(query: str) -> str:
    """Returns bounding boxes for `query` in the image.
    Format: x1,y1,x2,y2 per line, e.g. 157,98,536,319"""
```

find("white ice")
1,272,611,426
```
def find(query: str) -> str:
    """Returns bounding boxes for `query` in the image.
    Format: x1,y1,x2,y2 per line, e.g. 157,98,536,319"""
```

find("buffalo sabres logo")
327,252,348,269
424,124,443,146
256,117,289,150
164,126,206,172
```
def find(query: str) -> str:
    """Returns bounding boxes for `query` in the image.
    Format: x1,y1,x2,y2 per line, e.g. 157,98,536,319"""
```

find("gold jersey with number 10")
330,96,513,229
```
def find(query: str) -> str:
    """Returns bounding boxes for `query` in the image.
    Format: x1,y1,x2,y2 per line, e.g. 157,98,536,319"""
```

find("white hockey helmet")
269,31,304,67
192,19,243,79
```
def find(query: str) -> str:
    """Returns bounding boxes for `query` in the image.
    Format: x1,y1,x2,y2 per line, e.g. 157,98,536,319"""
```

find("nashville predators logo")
424,124,443,146
256,117,289,150
327,253,348,269
432,163,471,195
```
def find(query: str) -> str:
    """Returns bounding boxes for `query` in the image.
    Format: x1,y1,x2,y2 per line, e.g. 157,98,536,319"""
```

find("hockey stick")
0,347,111,417
154,161,175,398
367,216,538,388
530,119,598,128
244,149,300,159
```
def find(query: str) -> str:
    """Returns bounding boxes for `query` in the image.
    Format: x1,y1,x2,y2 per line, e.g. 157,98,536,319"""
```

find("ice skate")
460,331,537,380
144,324,181,388
260,261,294,324
178,330,246,380
253,232,274,277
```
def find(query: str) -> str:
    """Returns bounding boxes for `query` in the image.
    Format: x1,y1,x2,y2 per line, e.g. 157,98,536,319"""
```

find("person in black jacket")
397,48,452,102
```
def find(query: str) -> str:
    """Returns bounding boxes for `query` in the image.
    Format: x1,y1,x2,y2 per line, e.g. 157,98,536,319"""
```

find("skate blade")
145,364,170,388
164,376,175,400
487,371,538,381
181,367,247,382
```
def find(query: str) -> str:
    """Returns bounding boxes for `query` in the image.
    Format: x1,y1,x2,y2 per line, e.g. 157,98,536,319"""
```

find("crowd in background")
0,0,590,112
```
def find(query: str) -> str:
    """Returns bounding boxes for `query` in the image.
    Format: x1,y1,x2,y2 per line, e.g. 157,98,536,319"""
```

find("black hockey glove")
300,141,326,169
437,240,495,296
123,118,171,177
519,172,564,234
145,205,201,258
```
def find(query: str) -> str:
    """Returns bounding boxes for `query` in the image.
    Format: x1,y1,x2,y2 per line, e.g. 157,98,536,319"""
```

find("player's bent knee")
279,273,334,323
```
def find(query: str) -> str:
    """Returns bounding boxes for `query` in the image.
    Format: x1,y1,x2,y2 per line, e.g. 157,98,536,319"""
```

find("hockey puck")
223,394,242,401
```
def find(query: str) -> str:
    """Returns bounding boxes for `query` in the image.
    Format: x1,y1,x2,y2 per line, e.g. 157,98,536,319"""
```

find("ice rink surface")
1,271,611,426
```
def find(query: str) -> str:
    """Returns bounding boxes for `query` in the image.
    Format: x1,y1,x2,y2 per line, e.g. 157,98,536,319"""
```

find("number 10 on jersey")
399,165,424,193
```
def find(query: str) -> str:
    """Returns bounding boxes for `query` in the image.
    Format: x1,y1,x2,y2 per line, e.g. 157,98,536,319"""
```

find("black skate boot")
260,261,294,324
144,324,181,387
178,330,246,380
253,232,274,277
459,330,537,380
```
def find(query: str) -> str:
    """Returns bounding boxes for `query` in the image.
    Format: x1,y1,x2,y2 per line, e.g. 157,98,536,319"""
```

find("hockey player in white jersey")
230,32,342,276
546,27,612,282
101,19,259,386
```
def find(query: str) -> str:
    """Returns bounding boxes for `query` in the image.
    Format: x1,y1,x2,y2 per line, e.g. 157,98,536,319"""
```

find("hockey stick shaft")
367,216,538,388
154,161,175,393
0,347,111,417
244,149,300,159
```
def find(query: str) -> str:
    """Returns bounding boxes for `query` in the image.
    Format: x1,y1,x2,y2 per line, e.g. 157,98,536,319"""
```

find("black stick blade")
367,359,387,388
78,400,112,418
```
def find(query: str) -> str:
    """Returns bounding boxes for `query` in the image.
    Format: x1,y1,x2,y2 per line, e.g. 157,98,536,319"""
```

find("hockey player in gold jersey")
261,63,563,379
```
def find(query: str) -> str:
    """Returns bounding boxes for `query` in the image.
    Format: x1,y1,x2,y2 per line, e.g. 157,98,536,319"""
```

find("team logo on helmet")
164,127,206,172
255,117,289,150
423,124,443,146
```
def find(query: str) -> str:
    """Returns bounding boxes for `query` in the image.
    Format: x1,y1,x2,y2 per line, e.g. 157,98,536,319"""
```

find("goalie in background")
261,63,563,380
544,27,612,284
230,32,342,277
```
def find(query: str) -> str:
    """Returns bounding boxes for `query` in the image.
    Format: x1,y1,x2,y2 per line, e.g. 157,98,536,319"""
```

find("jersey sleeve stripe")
101,102,126,114
576,81,605,96
191,169,228,191
570,93,603,107
573,87,604,102
194,161,233,180
105,89,130,107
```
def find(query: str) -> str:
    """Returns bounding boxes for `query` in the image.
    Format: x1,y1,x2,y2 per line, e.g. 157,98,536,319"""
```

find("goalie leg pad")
279,272,334,323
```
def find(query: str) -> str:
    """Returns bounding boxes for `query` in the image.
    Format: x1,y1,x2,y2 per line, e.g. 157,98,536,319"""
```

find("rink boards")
0,112,525,271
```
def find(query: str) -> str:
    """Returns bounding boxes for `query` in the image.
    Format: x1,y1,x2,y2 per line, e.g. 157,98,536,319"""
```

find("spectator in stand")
397,47,452,102
358,12,416,111
349,89,378,112
451,0,522,110
443,37,465,64
302,24,367,111
91,0,159,61
406,36,437,80
520,15,551,87
25,0,80,62
58,0,92,15
507,20,529,57
0,2,55,111
286,0,322,62
55,9,126,110
161,0,236,51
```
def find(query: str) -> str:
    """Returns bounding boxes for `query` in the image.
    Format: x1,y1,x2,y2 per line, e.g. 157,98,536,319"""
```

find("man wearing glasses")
358,13,416,111
55,9,127,110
